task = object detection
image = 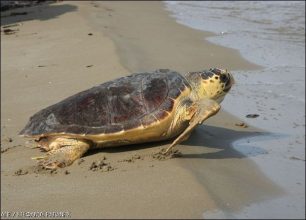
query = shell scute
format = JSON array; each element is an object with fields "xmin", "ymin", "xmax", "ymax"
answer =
[
  {"xmin": 142, "ymin": 75, "xmax": 168, "ymax": 112},
  {"xmin": 123, "ymin": 119, "xmax": 141, "ymax": 130}
]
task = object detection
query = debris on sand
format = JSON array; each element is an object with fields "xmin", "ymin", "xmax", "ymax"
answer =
[
  {"xmin": 14, "ymin": 169, "xmax": 28, "ymax": 176},
  {"xmin": 50, "ymin": 169, "xmax": 57, "ymax": 174},
  {"xmin": 77, "ymin": 158, "xmax": 85, "ymax": 165},
  {"xmin": 235, "ymin": 122, "xmax": 248, "ymax": 128},
  {"xmin": 1, "ymin": 145, "xmax": 19, "ymax": 154},
  {"xmin": 89, "ymin": 157, "xmax": 115, "ymax": 172},
  {"xmin": 1, "ymin": 148, "xmax": 9, "ymax": 153},
  {"xmin": 118, "ymin": 154, "xmax": 143, "ymax": 163},
  {"xmin": 152, "ymin": 149, "xmax": 182, "ymax": 161},
  {"xmin": 289, "ymin": 156, "xmax": 305, "ymax": 161},
  {"xmin": 30, "ymin": 165, "xmax": 57, "ymax": 175}
]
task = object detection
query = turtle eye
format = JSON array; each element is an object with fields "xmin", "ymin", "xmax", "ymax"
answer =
[{"xmin": 220, "ymin": 74, "xmax": 228, "ymax": 83}]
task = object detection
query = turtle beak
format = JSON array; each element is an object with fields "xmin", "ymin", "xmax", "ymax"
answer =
[
  {"xmin": 223, "ymin": 72, "xmax": 234, "ymax": 92},
  {"xmin": 228, "ymin": 72, "xmax": 235, "ymax": 85}
]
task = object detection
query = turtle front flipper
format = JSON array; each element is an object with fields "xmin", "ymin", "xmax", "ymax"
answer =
[
  {"xmin": 164, "ymin": 99, "xmax": 221, "ymax": 154},
  {"xmin": 32, "ymin": 138, "xmax": 91, "ymax": 170}
]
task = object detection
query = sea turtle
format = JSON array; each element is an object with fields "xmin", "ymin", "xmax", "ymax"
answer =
[{"xmin": 19, "ymin": 68, "xmax": 234, "ymax": 169}]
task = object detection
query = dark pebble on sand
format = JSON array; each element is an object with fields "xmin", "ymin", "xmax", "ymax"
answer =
[
  {"xmin": 8, "ymin": 138, "xmax": 13, "ymax": 142},
  {"xmin": 88, "ymin": 33, "xmax": 93, "ymax": 36},
  {"xmin": 246, "ymin": 114, "xmax": 260, "ymax": 118},
  {"xmin": 3, "ymin": 28, "xmax": 17, "ymax": 35}
]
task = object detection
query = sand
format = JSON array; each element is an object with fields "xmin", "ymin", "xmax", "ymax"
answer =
[{"xmin": 1, "ymin": 1, "xmax": 287, "ymax": 219}]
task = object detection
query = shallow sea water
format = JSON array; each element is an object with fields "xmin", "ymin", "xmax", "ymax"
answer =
[{"xmin": 164, "ymin": 1, "xmax": 305, "ymax": 218}]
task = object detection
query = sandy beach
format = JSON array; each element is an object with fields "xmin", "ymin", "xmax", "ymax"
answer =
[{"xmin": 1, "ymin": 1, "xmax": 304, "ymax": 219}]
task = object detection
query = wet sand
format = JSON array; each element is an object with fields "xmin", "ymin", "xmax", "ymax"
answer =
[{"xmin": 1, "ymin": 1, "xmax": 284, "ymax": 218}]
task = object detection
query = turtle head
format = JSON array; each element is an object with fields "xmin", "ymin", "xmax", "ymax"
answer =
[{"xmin": 186, "ymin": 68, "xmax": 234, "ymax": 103}]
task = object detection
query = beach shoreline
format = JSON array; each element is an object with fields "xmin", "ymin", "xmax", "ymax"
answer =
[
  {"xmin": 1, "ymin": 1, "xmax": 302, "ymax": 219},
  {"xmin": 164, "ymin": 2, "xmax": 305, "ymax": 218}
]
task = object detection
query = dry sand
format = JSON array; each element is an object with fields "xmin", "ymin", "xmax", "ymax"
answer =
[{"xmin": 1, "ymin": 1, "xmax": 284, "ymax": 219}]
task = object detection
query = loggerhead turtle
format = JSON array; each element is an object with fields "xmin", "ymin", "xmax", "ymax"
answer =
[{"xmin": 19, "ymin": 68, "xmax": 234, "ymax": 169}]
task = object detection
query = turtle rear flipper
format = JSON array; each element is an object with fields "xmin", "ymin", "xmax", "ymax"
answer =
[
  {"xmin": 32, "ymin": 138, "xmax": 90, "ymax": 170},
  {"xmin": 164, "ymin": 99, "xmax": 221, "ymax": 154}
]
